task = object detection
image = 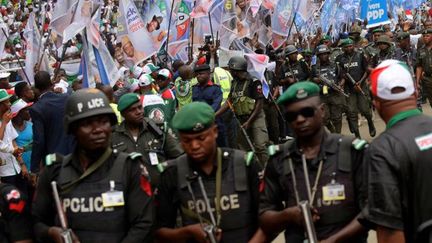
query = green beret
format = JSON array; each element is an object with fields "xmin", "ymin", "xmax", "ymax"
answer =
[
  {"xmin": 422, "ymin": 28, "xmax": 432, "ymax": 34},
  {"xmin": 118, "ymin": 93, "xmax": 140, "ymax": 112},
  {"xmin": 319, "ymin": 35, "xmax": 331, "ymax": 44},
  {"xmin": 172, "ymin": 102, "xmax": 215, "ymax": 133},
  {"xmin": 396, "ymin": 32, "xmax": 410, "ymax": 40},
  {"xmin": 372, "ymin": 28, "xmax": 384, "ymax": 33},
  {"xmin": 277, "ymin": 81, "xmax": 320, "ymax": 105},
  {"xmin": 340, "ymin": 38, "xmax": 354, "ymax": 47},
  {"xmin": 301, "ymin": 49, "xmax": 313, "ymax": 56}
]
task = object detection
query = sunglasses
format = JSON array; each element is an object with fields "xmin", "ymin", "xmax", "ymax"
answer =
[{"xmin": 285, "ymin": 107, "xmax": 316, "ymax": 122}]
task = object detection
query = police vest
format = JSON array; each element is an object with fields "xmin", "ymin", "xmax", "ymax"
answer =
[
  {"xmin": 271, "ymin": 134, "xmax": 364, "ymax": 239},
  {"xmin": 231, "ymin": 80, "xmax": 255, "ymax": 116},
  {"xmin": 213, "ymin": 67, "xmax": 232, "ymax": 105},
  {"xmin": 176, "ymin": 149, "xmax": 256, "ymax": 242},
  {"xmin": 56, "ymin": 153, "xmax": 129, "ymax": 243},
  {"xmin": 315, "ymin": 63, "xmax": 337, "ymax": 95}
]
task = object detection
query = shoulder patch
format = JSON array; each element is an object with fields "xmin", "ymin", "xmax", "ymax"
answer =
[
  {"xmin": 245, "ymin": 151, "xmax": 254, "ymax": 166},
  {"xmin": 352, "ymin": 138, "xmax": 368, "ymax": 150},
  {"xmin": 267, "ymin": 144, "xmax": 281, "ymax": 156},
  {"xmin": 128, "ymin": 152, "xmax": 143, "ymax": 160},
  {"xmin": 45, "ymin": 153, "xmax": 61, "ymax": 166}
]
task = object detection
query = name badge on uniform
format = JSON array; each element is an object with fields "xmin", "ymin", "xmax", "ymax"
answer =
[
  {"xmin": 101, "ymin": 180, "xmax": 125, "ymax": 207},
  {"xmin": 149, "ymin": 152, "xmax": 159, "ymax": 165},
  {"xmin": 322, "ymin": 184, "xmax": 345, "ymax": 201}
]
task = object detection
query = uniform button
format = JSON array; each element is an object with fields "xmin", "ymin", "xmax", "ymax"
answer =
[
  {"xmin": 223, "ymin": 152, "xmax": 229, "ymax": 157},
  {"xmin": 113, "ymin": 149, "xmax": 118, "ymax": 154}
]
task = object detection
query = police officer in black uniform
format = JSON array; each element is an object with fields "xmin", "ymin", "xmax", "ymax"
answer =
[
  {"xmin": 0, "ymin": 183, "xmax": 33, "ymax": 243},
  {"xmin": 279, "ymin": 45, "xmax": 310, "ymax": 90},
  {"xmin": 259, "ymin": 81, "xmax": 368, "ymax": 243},
  {"xmin": 372, "ymin": 35, "xmax": 396, "ymax": 67},
  {"xmin": 216, "ymin": 56, "xmax": 269, "ymax": 166},
  {"xmin": 416, "ymin": 29, "xmax": 432, "ymax": 108},
  {"xmin": 336, "ymin": 39, "xmax": 375, "ymax": 138},
  {"xmin": 32, "ymin": 89, "xmax": 153, "ymax": 243},
  {"xmin": 312, "ymin": 45, "xmax": 347, "ymax": 133},
  {"xmin": 112, "ymin": 93, "xmax": 183, "ymax": 188},
  {"xmin": 155, "ymin": 102, "xmax": 266, "ymax": 243}
]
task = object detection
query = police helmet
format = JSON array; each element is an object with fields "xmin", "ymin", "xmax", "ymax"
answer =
[
  {"xmin": 64, "ymin": 88, "xmax": 117, "ymax": 133},
  {"xmin": 228, "ymin": 56, "xmax": 248, "ymax": 71},
  {"xmin": 316, "ymin": 45, "xmax": 331, "ymax": 55},
  {"xmin": 284, "ymin": 45, "xmax": 298, "ymax": 56},
  {"xmin": 349, "ymin": 25, "xmax": 362, "ymax": 34}
]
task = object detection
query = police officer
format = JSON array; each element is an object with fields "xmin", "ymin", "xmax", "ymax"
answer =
[
  {"xmin": 279, "ymin": 45, "xmax": 310, "ymax": 90},
  {"xmin": 319, "ymin": 35, "xmax": 343, "ymax": 63},
  {"xmin": 372, "ymin": 35, "xmax": 396, "ymax": 67},
  {"xmin": 395, "ymin": 32, "xmax": 421, "ymax": 110},
  {"xmin": 216, "ymin": 56, "xmax": 269, "ymax": 165},
  {"xmin": 349, "ymin": 25, "xmax": 368, "ymax": 49},
  {"xmin": 336, "ymin": 39, "xmax": 375, "ymax": 138},
  {"xmin": 192, "ymin": 64, "xmax": 226, "ymax": 147},
  {"xmin": 259, "ymin": 81, "xmax": 368, "ymax": 243},
  {"xmin": 363, "ymin": 60, "xmax": 432, "ymax": 243},
  {"xmin": 312, "ymin": 45, "xmax": 346, "ymax": 133},
  {"xmin": 155, "ymin": 102, "xmax": 266, "ymax": 243},
  {"xmin": 364, "ymin": 28, "xmax": 384, "ymax": 61},
  {"xmin": 112, "ymin": 93, "xmax": 183, "ymax": 187},
  {"xmin": 32, "ymin": 89, "xmax": 153, "ymax": 243},
  {"xmin": 0, "ymin": 183, "xmax": 33, "ymax": 243},
  {"xmin": 416, "ymin": 29, "xmax": 432, "ymax": 107}
]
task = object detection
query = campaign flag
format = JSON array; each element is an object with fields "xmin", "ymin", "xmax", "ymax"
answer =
[
  {"xmin": 50, "ymin": 0, "xmax": 78, "ymax": 37},
  {"xmin": 23, "ymin": 13, "xmax": 40, "ymax": 84},
  {"xmin": 0, "ymin": 22, "xmax": 8, "ymax": 58},
  {"xmin": 190, "ymin": 0, "xmax": 213, "ymax": 18},
  {"xmin": 244, "ymin": 53, "xmax": 271, "ymax": 98},
  {"xmin": 271, "ymin": 0, "xmax": 294, "ymax": 36},
  {"xmin": 361, "ymin": 0, "xmax": 391, "ymax": 28},
  {"xmin": 118, "ymin": 0, "xmax": 158, "ymax": 65},
  {"xmin": 169, "ymin": 0, "xmax": 192, "ymax": 43},
  {"xmin": 80, "ymin": 31, "xmax": 93, "ymax": 88},
  {"xmin": 62, "ymin": 0, "xmax": 94, "ymax": 44},
  {"xmin": 89, "ymin": 8, "xmax": 119, "ymax": 87}
]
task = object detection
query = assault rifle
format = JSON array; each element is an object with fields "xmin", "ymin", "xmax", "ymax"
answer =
[
  {"xmin": 318, "ymin": 75, "xmax": 349, "ymax": 98},
  {"xmin": 299, "ymin": 201, "xmax": 318, "ymax": 243},
  {"xmin": 51, "ymin": 181, "xmax": 73, "ymax": 243}
]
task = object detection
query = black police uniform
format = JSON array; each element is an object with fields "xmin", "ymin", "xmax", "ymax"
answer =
[
  {"xmin": 32, "ymin": 151, "xmax": 154, "ymax": 243},
  {"xmin": 0, "ymin": 183, "xmax": 32, "ymax": 243},
  {"xmin": 260, "ymin": 133, "xmax": 367, "ymax": 242},
  {"xmin": 156, "ymin": 148, "xmax": 261, "ymax": 243},
  {"xmin": 335, "ymin": 51, "xmax": 372, "ymax": 135},
  {"xmin": 372, "ymin": 46, "xmax": 396, "ymax": 67},
  {"xmin": 416, "ymin": 45, "xmax": 432, "ymax": 105},
  {"xmin": 311, "ymin": 62, "xmax": 346, "ymax": 133},
  {"xmin": 362, "ymin": 111, "xmax": 432, "ymax": 243},
  {"xmin": 112, "ymin": 119, "xmax": 183, "ymax": 187},
  {"xmin": 263, "ymin": 69, "xmax": 281, "ymax": 144},
  {"xmin": 279, "ymin": 60, "xmax": 310, "ymax": 90}
]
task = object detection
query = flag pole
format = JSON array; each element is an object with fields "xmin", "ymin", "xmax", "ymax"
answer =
[
  {"xmin": 0, "ymin": 28, "xmax": 31, "ymax": 85},
  {"xmin": 165, "ymin": 0, "xmax": 176, "ymax": 60}
]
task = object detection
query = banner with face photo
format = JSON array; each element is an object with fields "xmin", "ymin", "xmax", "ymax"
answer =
[
  {"xmin": 118, "ymin": 0, "xmax": 157, "ymax": 66},
  {"xmin": 140, "ymin": 0, "xmax": 171, "ymax": 51}
]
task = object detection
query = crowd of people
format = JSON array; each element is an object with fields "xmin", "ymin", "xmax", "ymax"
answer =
[{"xmin": 0, "ymin": 0, "xmax": 432, "ymax": 243}]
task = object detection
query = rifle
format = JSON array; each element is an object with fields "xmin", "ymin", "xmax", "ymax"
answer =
[
  {"xmin": 226, "ymin": 101, "xmax": 255, "ymax": 153},
  {"xmin": 318, "ymin": 75, "xmax": 349, "ymax": 98},
  {"xmin": 51, "ymin": 181, "xmax": 73, "ymax": 243},
  {"xmin": 299, "ymin": 201, "xmax": 318, "ymax": 243},
  {"xmin": 345, "ymin": 72, "xmax": 367, "ymax": 97},
  {"xmin": 186, "ymin": 173, "xmax": 218, "ymax": 243}
]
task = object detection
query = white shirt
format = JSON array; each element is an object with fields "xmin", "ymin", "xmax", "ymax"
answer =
[{"xmin": 0, "ymin": 121, "xmax": 21, "ymax": 177}]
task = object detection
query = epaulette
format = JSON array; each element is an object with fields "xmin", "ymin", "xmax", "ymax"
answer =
[
  {"xmin": 128, "ymin": 152, "xmax": 143, "ymax": 160},
  {"xmin": 352, "ymin": 138, "xmax": 368, "ymax": 150},
  {"xmin": 267, "ymin": 144, "xmax": 282, "ymax": 157},
  {"xmin": 245, "ymin": 151, "xmax": 254, "ymax": 166},
  {"xmin": 45, "ymin": 153, "xmax": 63, "ymax": 166}
]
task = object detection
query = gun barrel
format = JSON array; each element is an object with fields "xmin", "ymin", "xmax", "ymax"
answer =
[
  {"xmin": 299, "ymin": 201, "xmax": 318, "ymax": 243},
  {"xmin": 51, "ymin": 181, "xmax": 68, "ymax": 230},
  {"xmin": 319, "ymin": 75, "xmax": 349, "ymax": 98}
]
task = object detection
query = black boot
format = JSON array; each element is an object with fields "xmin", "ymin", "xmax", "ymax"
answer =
[{"xmin": 354, "ymin": 130, "xmax": 361, "ymax": 139}]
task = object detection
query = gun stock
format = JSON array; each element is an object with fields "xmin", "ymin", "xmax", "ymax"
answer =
[
  {"xmin": 299, "ymin": 201, "xmax": 318, "ymax": 243},
  {"xmin": 51, "ymin": 181, "xmax": 73, "ymax": 243}
]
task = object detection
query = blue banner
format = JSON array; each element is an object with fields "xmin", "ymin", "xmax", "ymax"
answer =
[{"xmin": 361, "ymin": 0, "xmax": 390, "ymax": 28}]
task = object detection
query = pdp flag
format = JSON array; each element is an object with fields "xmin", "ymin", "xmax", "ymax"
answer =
[{"xmin": 244, "ymin": 53, "xmax": 271, "ymax": 98}]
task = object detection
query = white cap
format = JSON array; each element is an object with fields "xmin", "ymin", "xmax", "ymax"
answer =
[
  {"xmin": 370, "ymin": 59, "xmax": 415, "ymax": 100},
  {"xmin": 138, "ymin": 74, "xmax": 153, "ymax": 87},
  {"xmin": 118, "ymin": 66, "xmax": 129, "ymax": 79},
  {"xmin": 132, "ymin": 66, "xmax": 143, "ymax": 78},
  {"xmin": 15, "ymin": 43, "xmax": 22, "ymax": 49},
  {"xmin": 11, "ymin": 99, "xmax": 33, "ymax": 118},
  {"xmin": 129, "ymin": 79, "xmax": 139, "ymax": 92},
  {"xmin": 0, "ymin": 72, "xmax": 10, "ymax": 79},
  {"xmin": 157, "ymin": 68, "xmax": 171, "ymax": 79},
  {"xmin": 142, "ymin": 65, "xmax": 152, "ymax": 75}
]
